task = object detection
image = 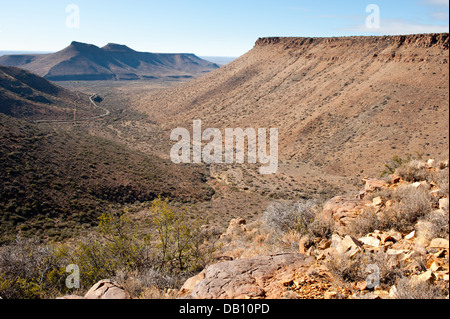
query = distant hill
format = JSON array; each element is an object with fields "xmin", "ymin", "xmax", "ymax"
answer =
[
  {"xmin": 0, "ymin": 42, "xmax": 219, "ymax": 81},
  {"xmin": 200, "ymin": 56, "xmax": 237, "ymax": 66},
  {"xmin": 0, "ymin": 65, "xmax": 101, "ymax": 121},
  {"xmin": 0, "ymin": 51, "xmax": 52, "ymax": 57}
]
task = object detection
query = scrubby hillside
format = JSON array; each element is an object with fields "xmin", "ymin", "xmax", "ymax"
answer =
[
  {"xmin": 133, "ymin": 33, "xmax": 449, "ymax": 197},
  {"xmin": 3, "ymin": 157, "xmax": 446, "ymax": 299},
  {"xmin": 0, "ymin": 65, "xmax": 101, "ymax": 121},
  {"xmin": 0, "ymin": 113, "xmax": 214, "ymax": 243}
]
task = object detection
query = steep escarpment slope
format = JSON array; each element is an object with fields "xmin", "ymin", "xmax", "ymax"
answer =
[
  {"xmin": 134, "ymin": 34, "xmax": 449, "ymax": 192},
  {"xmin": 0, "ymin": 65, "xmax": 101, "ymax": 121},
  {"xmin": 0, "ymin": 42, "xmax": 219, "ymax": 81}
]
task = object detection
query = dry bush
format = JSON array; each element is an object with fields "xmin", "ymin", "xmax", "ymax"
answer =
[
  {"xmin": 307, "ymin": 217, "xmax": 334, "ymax": 239},
  {"xmin": 393, "ymin": 277, "xmax": 448, "ymax": 299},
  {"xmin": 262, "ymin": 200, "xmax": 317, "ymax": 235},
  {"xmin": 394, "ymin": 159, "xmax": 434, "ymax": 182},
  {"xmin": 217, "ymin": 219, "xmax": 278, "ymax": 259},
  {"xmin": 0, "ymin": 238, "xmax": 68, "ymax": 299},
  {"xmin": 388, "ymin": 185, "xmax": 432, "ymax": 232},
  {"xmin": 280, "ymin": 230, "xmax": 302, "ymax": 252},
  {"xmin": 349, "ymin": 185, "xmax": 432, "ymax": 235},
  {"xmin": 260, "ymin": 199, "xmax": 332, "ymax": 255},
  {"xmin": 394, "ymin": 185, "xmax": 431, "ymax": 213},
  {"xmin": 416, "ymin": 210, "xmax": 450, "ymax": 243},
  {"xmin": 327, "ymin": 250, "xmax": 405, "ymax": 288},
  {"xmin": 365, "ymin": 188, "xmax": 395, "ymax": 202},
  {"xmin": 361, "ymin": 251, "xmax": 404, "ymax": 288},
  {"xmin": 395, "ymin": 164, "xmax": 432, "ymax": 183},
  {"xmin": 436, "ymin": 167, "xmax": 449, "ymax": 196},
  {"xmin": 326, "ymin": 251, "xmax": 364, "ymax": 283},
  {"xmin": 139, "ymin": 286, "xmax": 178, "ymax": 299},
  {"xmin": 113, "ymin": 268, "xmax": 178, "ymax": 299},
  {"xmin": 347, "ymin": 208, "xmax": 380, "ymax": 238}
]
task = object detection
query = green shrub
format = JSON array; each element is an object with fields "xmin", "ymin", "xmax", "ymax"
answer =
[
  {"xmin": 381, "ymin": 153, "xmax": 424, "ymax": 178},
  {"xmin": 381, "ymin": 155, "xmax": 412, "ymax": 177},
  {"xmin": 69, "ymin": 209, "xmax": 152, "ymax": 290},
  {"xmin": 151, "ymin": 197, "xmax": 218, "ymax": 274},
  {"xmin": 0, "ymin": 198, "xmax": 219, "ymax": 299}
]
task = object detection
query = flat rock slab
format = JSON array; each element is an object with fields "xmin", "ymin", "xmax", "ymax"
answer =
[{"xmin": 184, "ymin": 253, "xmax": 314, "ymax": 299}]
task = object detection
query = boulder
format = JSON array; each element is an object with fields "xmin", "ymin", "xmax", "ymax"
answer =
[
  {"xmin": 439, "ymin": 198, "xmax": 449, "ymax": 211},
  {"xmin": 391, "ymin": 175, "xmax": 401, "ymax": 184},
  {"xmin": 299, "ymin": 236, "xmax": 310, "ymax": 254},
  {"xmin": 337, "ymin": 236, "xmax": 363, "ymax": 256},
  {"xmin": 428, "ymin": 261, "xmax": 443, "ymax": 272},
  {"xmin": 183, "ymin": 253, "xmax": 314, "ymax": 299},
  {"xmin": 380, "ymin": 230, "xmax": 402, "ymax": 244},
  {"xmin": 364, "ymin": 179, "xmax": 387, "ymax": 193},
  {"xmin": 414, "ymin": 271, "xmax": 437, "ymax": 285},
  {"xmin": 221, "ymin": 218, "xmax": 247, "ymax": 238},
  {"xmin": 433, "ymin": 249, "xmax": 447, "ymax": 258},
  {"xmin": 389, "ymin": 285, "xmax": 398, "ymax": 298},
  {"xmin": 180, "ymin": 270, "xmax": 206, "ymax": 296},
  {"xmin": 84, "ymin": 279, "xmax": 131, "ymax": 299},
  {"xmin": 56, "ymin": 295, "xmax": 86, "ymax": 299},
  {"xmin": 405, "ymin": 230, "xmax": 416, "ymax": 240},
  {"xmin": 386, "ymin": 249, "xmax": 408, "ymax": 257},
  {"xmin": 359, "ymin": 236, "xmax": 381, "ymax": 247},
  {"xmin": 372, "ymin": 197, "xmax": 383, "ymax": 206},
  {"xmin": 411, "ymin": 181, "xmax": 431, "ymax": 190},
  {"xmin": 320, "ymin": 196, "xmax": 371, "ymax": 235},
  {"xmin": 324, "ymin": 291, "xmax": 345, "ymax": 299},
  {"xmin": 331, "ymin": 234, "xmax": 343, "ymax": 248},
  {"xmin": 355, "ymin": 281, "xmax": 368, "ymax": 291},
  {"xmin": 429, "ymin": 238, "xmax": 449, "ymax": 249},
  {"xmin": 317, "ymin": 239, "xmax": 332, "ymax": 250}
]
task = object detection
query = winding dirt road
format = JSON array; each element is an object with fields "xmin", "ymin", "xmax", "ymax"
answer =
[{"xmin": 34, "ymin": 94, "xmax": 110, "ymax": 124}]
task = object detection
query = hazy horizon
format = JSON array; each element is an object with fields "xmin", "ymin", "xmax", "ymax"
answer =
[{"xmin": 0, "ymin": 0, "xmax": 448, "ymax": 56}]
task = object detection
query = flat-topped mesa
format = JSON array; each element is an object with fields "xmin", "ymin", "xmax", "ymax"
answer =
[
  {"xmin": 255, "ymin": 33, "xmax": 449, "ymax": 50},
  {"xmin": 0, "ymin": 41, "xmax": 219, "ymax": 81},
  {"xmin": 102, "ymin": 43, "xmax": 135, "ymax": 52}
]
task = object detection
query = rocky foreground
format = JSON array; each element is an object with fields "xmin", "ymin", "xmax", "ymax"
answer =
[{"xmin": 59, "ymin": 159, "xmax": 449, "ymax": 300}]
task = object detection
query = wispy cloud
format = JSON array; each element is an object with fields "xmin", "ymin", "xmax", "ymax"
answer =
[
  {"xmin": 344, "ymin": 18, "xmax": 449, "ymax": 35},
  {"xmin": 423, "ymin": 0, "xmax": 450, "ymax": 24},
  {"xmin": 424, "ymin": 0, "xmax": 449, "ymax": 6},
  {"xmin": 431, "ymin": 11, "xmax": 449, "ymax": 21}
]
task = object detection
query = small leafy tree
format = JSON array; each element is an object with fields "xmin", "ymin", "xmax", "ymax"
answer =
[
  {"xmin": 151, "ymin": 197, "xmax": 217, "ymax": 274},
  {"xmin": 72, "ymin": 208, "xmax": 151, "ymax": 289},
  {"xmin": 381, "ymin": 153, "xmax": 424, "ymax": 177},
  {"xmin": 381, "ymin": 155, "xmax": 411, "ymax": 177}
]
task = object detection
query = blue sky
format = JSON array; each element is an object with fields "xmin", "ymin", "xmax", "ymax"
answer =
[{"xmin": 0, "ymin": 0, "xmax": 448, "ymax": 56}]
